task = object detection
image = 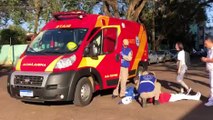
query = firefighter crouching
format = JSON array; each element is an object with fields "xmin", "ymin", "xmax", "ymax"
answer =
[{"xmin": 112, "ymin": 39, "xmax": 133, "ymax": 98}]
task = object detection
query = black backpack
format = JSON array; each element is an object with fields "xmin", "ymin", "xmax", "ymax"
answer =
[{"xmin": 185, "ymin": 51, "xmax": 191, "ymax": 67}]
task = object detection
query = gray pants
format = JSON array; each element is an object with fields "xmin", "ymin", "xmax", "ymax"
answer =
[{"xmin": 177, "ymin": 65, "xmax": 187, "ymax": 81}]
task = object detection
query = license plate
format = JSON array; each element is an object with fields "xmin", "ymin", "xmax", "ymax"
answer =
[{"xmin": 20, "ymin": 90, "xmax": 33, "ymax": 97}]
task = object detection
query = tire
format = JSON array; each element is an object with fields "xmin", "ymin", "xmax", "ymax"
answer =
[
  {"xmin": 156, "ymin": 59, "xmax": 159, "ymax": 64},
  {"xmin": 137, "ymin": 61, "xmax": 148, "ymax": 75},
  {"xmin": 163, "ymin": 58, "xmax": 166, "ymax": 63},
  {"xmin": 137, "ymin": 66, "xmax": 144, "ymax": 76},
  {"xmin": 73, "ymin": 77, "xmax": 93, "ymax": 106}
]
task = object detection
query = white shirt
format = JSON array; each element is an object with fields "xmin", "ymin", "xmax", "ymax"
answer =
[
  {"xmin": 177, "ymin": 50, "xmax": 186, "ymax": 65},
  {"xmin": 207, "ymin": 47, "xmax": 213, "ymax": 71}
]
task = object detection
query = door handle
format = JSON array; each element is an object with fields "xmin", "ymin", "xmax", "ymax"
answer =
[{"xmin": 115, "ymin": 54, "xmax": 120, "ymax": 62}]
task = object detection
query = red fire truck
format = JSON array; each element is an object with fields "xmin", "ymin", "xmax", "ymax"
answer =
[{"xmin": 7, "ymin": 11, "xmax": 148, "ymax": 106}]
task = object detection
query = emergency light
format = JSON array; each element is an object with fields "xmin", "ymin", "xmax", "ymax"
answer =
[{"xmin": 53, "ymin": 10, "xmax": 86, "ymax": 20}]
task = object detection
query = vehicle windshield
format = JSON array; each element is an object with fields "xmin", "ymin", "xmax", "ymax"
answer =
[
  {"xmin": 26, "ymin": 29, "xmax": 87, "ymax": 54},
  {"xmin": 156, "ymin": 51, "xmax": 164, "ymax": 55}
]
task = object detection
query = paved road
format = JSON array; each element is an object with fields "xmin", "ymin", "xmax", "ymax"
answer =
[{"xmin": 0, "ymin": 62, "xmax": 213, "ymax": 120}]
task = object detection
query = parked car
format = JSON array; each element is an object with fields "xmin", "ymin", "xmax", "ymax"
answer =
[
  {"xmin": 191, "ymin": 48, "xmax": 207, "ymax": 57},
  {"xmin": 148, "ymin": 50, "xmax": 159, "ymax": 64},
  {"xmin": 164, "ymin": 50, "xmax": 173, "ymax": 61},
  {"xmin": 170, "ymin": 49, "xmax": 177, "ymax": 61},
  {"xmin": 156, "ymin": 50, "xmax": 172, "ymax": 62}
]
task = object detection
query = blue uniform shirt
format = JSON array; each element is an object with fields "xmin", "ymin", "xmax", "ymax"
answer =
[
  {"xmin": 121, "ymin": 47, "xmax": 132, "ymax": 68},
  {"xmin": 137, "ymin": 74, "xmax": 156, "ymax": 94}
]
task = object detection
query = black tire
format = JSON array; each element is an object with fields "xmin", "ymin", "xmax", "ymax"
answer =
[
  {"xmin": 137, "ymin": 66, "xmax": 144, "ymax": 76},
  {"xmin": 137, "ymin": 61, "xmax": 148, "ymax": 75},
  {"xmin": 163, "ymin": 58, "xmax": 166, "ymax": 63},
  {"xmin": 73, "ymin": 77, "xmax": 93, "ymax": 106},
  {"xmin": 156, "ymin": 59, "xmax": 159, "ymax": 64}
]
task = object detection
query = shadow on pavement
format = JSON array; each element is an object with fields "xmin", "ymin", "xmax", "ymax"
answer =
[
  {"xmin": 185, "ymin": 77, "xmax": 209, "ymax": 88},
  {"xmin": 22, "ymin": 89, "xmax": 114, "ymax": 106},
  {"xmin": 0, "ymin": 65, "xmax": 11, "ymax": 78},
  {"xmin": 158, "ymin": 79, "xmax": 180, "ymax": 93},
  {"xmin": 180, "ymin": 102, "xmax": 213, "ymax": 120}
]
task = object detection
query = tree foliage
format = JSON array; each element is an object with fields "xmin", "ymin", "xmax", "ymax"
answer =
[
  {"xmin": 0, "ymin": 25, "xmax": 26, "ymax": 44},
  {"xmin": 0, "ymin": 0, "xmax": 212, "ymax": 50},
  {"xmin": 152, "ymin": 0, "xmax": 211, "ymax": 50}
]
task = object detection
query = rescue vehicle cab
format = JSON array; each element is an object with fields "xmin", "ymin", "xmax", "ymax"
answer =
[{"xmin": 7, "ymin": 11, "xmax": 148, "ymax": 106}]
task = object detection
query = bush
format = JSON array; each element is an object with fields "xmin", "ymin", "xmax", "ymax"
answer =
[{"xmin": 0, "ymin": 25, "xmax": 26, "ymax": 45}]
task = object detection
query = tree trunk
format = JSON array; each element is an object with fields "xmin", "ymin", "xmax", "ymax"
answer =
[
  {"xmin": 126, "ymin": 0, "xmax": 138, "ymax": 20},
  {"xmin": 132, "ymin": 0, "xmax": 147, "ymax": 21},
  {"xmin": 103, "ymin": 1, "xmax": 112, "ymax": 17},
  {"xmin": 126, "ymin": 0, "xmax": 147, "ymax": 21},
  {"xmin": 152, "ymin": 0, "xmax": 155, "ymax": 50},
  {"xmin": 33, "ymin": 0, "xmax": 42, "ymax": 34},
  {"xmin": 103, "ymin": 0, "xmax": 120, "ymax": 18}
]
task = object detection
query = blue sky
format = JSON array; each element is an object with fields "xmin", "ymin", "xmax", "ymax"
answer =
[{"xmin": 206, "ymin": 3, "xmax": 213, "ymax": 27}]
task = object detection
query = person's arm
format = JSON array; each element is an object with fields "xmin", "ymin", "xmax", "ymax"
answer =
[
  {"xmin": 201, "ymin": 57, "xmax": 213, "ymax": 63},
  {"xmin": 135, "ymin": 79, "xmax": 140, "ymax": 90},
  {"xmin": 123, "ymin": 51, "xmax": 133, "ymax": 61}
]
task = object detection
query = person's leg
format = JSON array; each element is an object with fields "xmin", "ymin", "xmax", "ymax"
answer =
[
  {"xmin": 177, "ymin": 65, "xmax": 191, "ymax": 94},
  {"xmin": 154, "ymin": 82, "xmax": 161, "ymax": 101},
  {"xmin": 205, "ymin": 71, "xmax": 213, "ymax": 106},
  {"xmin": 120, "ymin": 67, "xmax": 128, "ymax": 97},
  {"xmin": 113, "ymin": 68, "xmax": 122, "ymax": 96},
  {"xmin": 210, "ymin": 71, "xmax": 213, "ymax": 99},
  {"xmin": 169, "ymin": 92, "xmax": 201, "ymax": 102},
  {"xmin": 178, "ymin": 81, "xmax": 189, "ymax": 90},
  {"xmin": 139, "ymin": 94, "xmax": 147, "ymax": 107}
]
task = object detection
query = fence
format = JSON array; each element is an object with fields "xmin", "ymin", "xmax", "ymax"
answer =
[{"xmin": 0, "ymin": 44, "xmax": 28, "ymax": 65}]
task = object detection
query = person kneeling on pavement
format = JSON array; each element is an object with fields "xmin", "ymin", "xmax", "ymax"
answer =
[
  {"xmin": 134, "ymin": 71, "xmax": 161, "ymax": 107},
  {"xmin": 133, "ymin": 71, "xmax": 201, "ymax": 107}
]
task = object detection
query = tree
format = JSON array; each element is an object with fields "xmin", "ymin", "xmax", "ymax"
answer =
[
  {"xmin": 102, "ymin": 0, "xmax": 148, "ymax": 21},
  {"xmin": 93, "ymin": 0, "xmax": 212, "ymax": 50},
  {"xmin": 151, "ymin": 0, "xmax": 211, "ymax": 50},
  {"xmin": 0, "ymin": 25, "xmax": 26, "ymax": 45}
]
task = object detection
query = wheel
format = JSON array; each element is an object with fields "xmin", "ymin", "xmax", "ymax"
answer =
[
  {"xmin": 137, "ymin": 61, "xmax": 148, "ymax": 75},
  {"xmin": 156, "ymin": 59, "xmax": 159, "ymax": 63},
  {"xmin": 163, "ymin": 58, "xmax": 166, "ymax": 63},
  {"xmin": 73, "ymin": 77, "xmax": 93, "ymax": 106},
  {"xmin": 137, "ymin": 66, "xmax": 144, "ymax": 76}
]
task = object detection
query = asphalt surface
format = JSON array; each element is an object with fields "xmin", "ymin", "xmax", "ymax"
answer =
[{"xmin": 0, "ymin": 62, "xmax": 213, "ymax": 120}]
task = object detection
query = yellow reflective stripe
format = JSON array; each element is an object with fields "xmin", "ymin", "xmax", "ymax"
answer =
[
  {"xmin": 15, "ymin": 56, "xmax": 25, "ymax": 71},
  {"xmin": 45, "ymin": 56, "xmax": 63, "ymax": 72},
  {"xmin": 78, "ymin": 55, "xmax": 105, "ymax": 68},
  {"xmin": 101, "ymin": 25, "xmax": 121, "ymax": 36},
  {"xmin": 95, "ymin": 15, "xmax": 110, "ymax": 27},
  {"xmin": 131, "ymin": 26, "xmax": 147, "ymax": 70}
]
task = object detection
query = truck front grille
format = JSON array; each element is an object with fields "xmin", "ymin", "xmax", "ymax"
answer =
[{"xmin": 14, "ymin": 75, "xmax": 44, "ymax": 86}]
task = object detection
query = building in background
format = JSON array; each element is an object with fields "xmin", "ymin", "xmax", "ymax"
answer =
[{"xmin": 190, "ymin": 3, "xmax": 213, "ymax": 50}]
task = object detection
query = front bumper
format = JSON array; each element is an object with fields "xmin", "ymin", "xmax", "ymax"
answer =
[{"xmin": 8, "ymin": 71, "xmax": 75, "ymax": 102}]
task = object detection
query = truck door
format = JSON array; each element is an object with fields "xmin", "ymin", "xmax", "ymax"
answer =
[
  {"xmin": 98, "ymin": 26, "xmax": 121, "ymax": 88},
  {"xmin": 80, "ymin": 26, "xmax": 121, "ymax": 89}
]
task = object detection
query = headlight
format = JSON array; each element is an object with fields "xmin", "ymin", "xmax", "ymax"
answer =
[{"xmin": 55, "ymin": 55, "xmax": 76, "ymax": 69}]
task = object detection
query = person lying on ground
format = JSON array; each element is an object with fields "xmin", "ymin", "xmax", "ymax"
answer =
[{"xmin": 133, "ymin": 71, "xmax": 201, "ymax": 107}]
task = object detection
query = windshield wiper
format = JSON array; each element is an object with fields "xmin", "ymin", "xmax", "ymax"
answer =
[
  {"xmin": 28, "ymin": 47, "xmax": 49, "ymax": 55},
  {"xmin": 41, "ymin": 51, "xmax": 66, "ymax": 54}
]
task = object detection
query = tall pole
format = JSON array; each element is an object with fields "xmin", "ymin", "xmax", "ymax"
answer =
[{"xmin": 152, "ymin": 0, "xmax": 156, "ymax": 51}]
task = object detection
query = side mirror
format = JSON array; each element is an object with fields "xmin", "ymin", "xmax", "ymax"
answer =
[
  {"xmin": 83, "ymin": 47, "xmax": 89, "ymax": 57},
  {"xmin": 89, "ymin": 42, "xmax": 99, "ymax": 58}
]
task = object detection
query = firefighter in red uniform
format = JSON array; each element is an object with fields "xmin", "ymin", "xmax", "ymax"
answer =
[{"xmin": 112, "ymin": 39, "xmax": 133, "ymax": 98}]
